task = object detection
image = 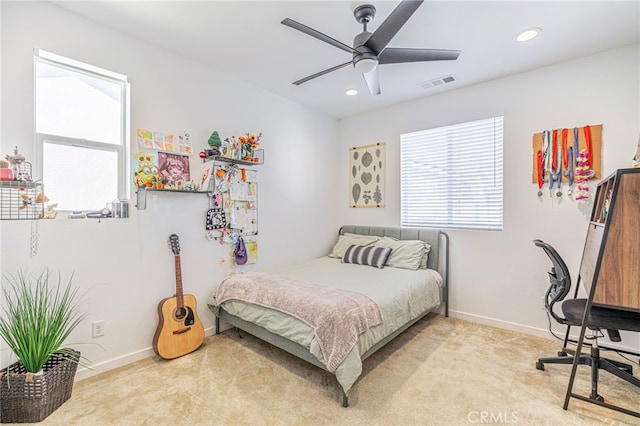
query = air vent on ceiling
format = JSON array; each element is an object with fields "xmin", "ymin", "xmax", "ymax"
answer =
[{"xmin": 418, "ymin": 75, "xmax": 456, "ymax": 90}]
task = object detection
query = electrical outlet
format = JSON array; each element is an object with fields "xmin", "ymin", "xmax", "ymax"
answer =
[{"xmin": 92, "ymin": 320, "xmax": 105, "ymax": 338}]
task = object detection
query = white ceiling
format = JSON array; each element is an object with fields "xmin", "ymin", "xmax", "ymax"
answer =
[{"xmin": 52, "ymin": 0, "xmax": 640, "ymax": 119}]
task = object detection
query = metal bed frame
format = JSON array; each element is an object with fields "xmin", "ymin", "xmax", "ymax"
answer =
[{"xmin": 214, "ymin": 225, "xmax": 449, "ymax": 407}]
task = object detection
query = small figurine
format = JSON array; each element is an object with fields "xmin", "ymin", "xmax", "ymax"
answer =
[
  {"xmin": 207, "ymin": 131, "xmax": 222, "ymax": 157},
  {"xmin": 0, "ymin": 158, "xmax": 13, "ymax": 181},
  {"xmin": 42, "ymin": 203, "xmax": 58, "ymax": 219},
  {"xmin": 18, "ymin": 189, "xmax": 32, "ymax": 211},
  {"xmin": 35, "ymin": 192, "xmax": 49, "ymax": 204},
  {"xmin": 6, "ymin": 146, "xmax": 26, "ymax": 181}
]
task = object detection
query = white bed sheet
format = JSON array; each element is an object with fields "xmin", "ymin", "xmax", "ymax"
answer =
[{"xmin": 209, "ymin": 256, "xmax": 442, "ymax": 394}]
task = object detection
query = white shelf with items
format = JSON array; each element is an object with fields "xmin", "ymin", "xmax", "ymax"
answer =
[
  {"xmin": 134, "ymin": 150, "xmax": 263, "ymax": 210},
  {"xmin": 201, "ymin": 149, "xmax": 264, "ymax": 166}
]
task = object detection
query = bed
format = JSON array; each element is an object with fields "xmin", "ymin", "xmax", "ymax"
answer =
[{"xmin": 208, "ymin": 225, "xmax": 449, "ymax": 407}]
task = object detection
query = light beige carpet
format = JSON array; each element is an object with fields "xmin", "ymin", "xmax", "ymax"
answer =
[{"xmin": 29, "ymin": 314, "xmax": 640, "ymax": 425}]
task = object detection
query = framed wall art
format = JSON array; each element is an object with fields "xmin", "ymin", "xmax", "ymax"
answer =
[{"xmin": 349, "ymin": 142, "xmax": 385, "ymax": 208}]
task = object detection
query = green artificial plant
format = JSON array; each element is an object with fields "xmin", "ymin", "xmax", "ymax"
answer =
[
  {"xmin": 0, "ymin": 270, "xmax": 86, "ymax": 373},
  {"xmin": 208, "ymin": 131, "xmax": 222, "ymax": 148}
]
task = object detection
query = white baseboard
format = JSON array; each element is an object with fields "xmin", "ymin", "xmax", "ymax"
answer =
[
  {"xmin": 75, "ymin": 326, "xmax": 216, "ymax": 381},
  {"xmin": 75, "ymin": 313, "xmax": 638, "ymax": 382},
  {"xmin": 448, "ymin": 310, "xmax": 554, "ymax": 340},
  {"xmin": 448, "ymin": 310, "xmax": 639, "ymax": 354}
]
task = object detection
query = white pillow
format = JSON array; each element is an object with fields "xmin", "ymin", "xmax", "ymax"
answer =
[
  {"xmin": 329, "ymin": 233, "xmax": 380, "ymax": 258},
  {"xmin": 419, "ymin": 243, "xmax": 432, "ymax": 269},
  {"xmin": 373, "ymin": 237, "xmax": 426, "ymax": 270}
]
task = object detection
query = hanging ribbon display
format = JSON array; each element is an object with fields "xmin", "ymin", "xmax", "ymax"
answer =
[{"xmin": 532, "ymin": 124, "xmax": 601, "ymax": 201}]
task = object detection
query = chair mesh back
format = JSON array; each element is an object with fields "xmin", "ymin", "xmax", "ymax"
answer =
[{"xmin": 534, "ymin": 239, "xmax": 572, "ymax": 322}]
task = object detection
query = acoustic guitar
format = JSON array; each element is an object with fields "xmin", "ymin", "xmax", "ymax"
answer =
[{"xmin": 153, "ymin": 234, "xmax": 204, "ymax": 359}]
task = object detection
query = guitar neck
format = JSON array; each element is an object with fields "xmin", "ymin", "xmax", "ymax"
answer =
[{"xmin": 174, "ymin": 254, "xmax": 184, "ymax": 308}]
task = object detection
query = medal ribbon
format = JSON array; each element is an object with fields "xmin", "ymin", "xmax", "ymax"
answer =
[
  {"xmin": 537, "ymin": 150, "xmax": 543, "ymax": 190},
  {"xmin": 568, "ymin": 147, "xmax": 574, "ymax": 187},
  {"xmin": 555, "ymin": 129, "xmax": 562, "ymax": 191},
  {"xmin": 561, "ymin": 128, "xmax": 568, "ymax": 168},
  {"xmin": 546, "ymin": 131, "xmax": 553, "ymax": 191},
  {"xmin": 573, "ymin": 127, "xmax": 579, "ymax": 164},
  {"xmin": 583, "ymin": 125, "xmax": 593, "ymax": 168},
  {"xmin": 552, "ymin": 129, "xmax": 558, "ymax": 171}
]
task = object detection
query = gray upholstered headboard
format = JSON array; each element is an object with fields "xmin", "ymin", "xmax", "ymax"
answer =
[{"xmin": 339, "ymin": 225, "xmax": 449, "ymax": 316}]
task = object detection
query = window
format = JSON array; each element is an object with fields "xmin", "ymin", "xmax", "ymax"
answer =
[
  {"xmin": 400, "ymin": 116, "xmax": 503, "ymax": 231},
  {"xmin": 35, "ymin": 50, "xmax": 129, "ymax": 211}
]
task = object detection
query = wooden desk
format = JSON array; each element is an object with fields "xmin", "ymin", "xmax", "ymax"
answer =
[
  {"xmin": 565, "ymin": 168, "xmax": 640, "ymax": 418},
  {"xmin": 578, "ymin": 169, "xmax": 640, "ymax": 312}
]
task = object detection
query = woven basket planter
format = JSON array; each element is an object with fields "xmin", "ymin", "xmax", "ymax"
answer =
[{"xmin": 0, "ymin": 350, "xmax": 80, "ymax": 423}]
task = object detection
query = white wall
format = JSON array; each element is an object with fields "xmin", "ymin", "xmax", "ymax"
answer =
[
  {"xmin": 2, "ymin": 0, "xmax": 639, "ymax": 378},
  {"xmin": 0, "ymin": 1, "xmax": 340, "ymax": 376},
  {"xmin": 338, "ymin": 44, "xmax": 640, "ymax": 350}
]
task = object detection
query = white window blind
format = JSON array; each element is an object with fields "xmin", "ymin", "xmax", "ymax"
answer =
[{"xmin": 400, "ymin": 116, "xmax": 504, "ymax": 231}]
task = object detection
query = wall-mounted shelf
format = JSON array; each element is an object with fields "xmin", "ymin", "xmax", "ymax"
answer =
[
  {"xmin": 135, "ymin": 187, "xmax": 208, "ymax": 210},
  {"xmin": 135, "ymin": 149, "xmax": 264, "ymax": 210},
  {"xmin": 202, "ymin": 149, "xmax": 264, "ymax": 166}
]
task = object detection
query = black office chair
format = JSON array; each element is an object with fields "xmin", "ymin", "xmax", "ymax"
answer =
[{"xmin": 533, "ymin": 239, "xmax": 640, "ymax": 402}]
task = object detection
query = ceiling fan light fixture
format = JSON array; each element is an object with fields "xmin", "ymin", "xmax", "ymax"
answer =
[
  {"xmin": 345, "ymin": 89, "xmax": 358, "ymax": 96},
  {"xmin": 517, "ymin": 27, "xmax": 541, "ymax": 42},
  {"xmin": 354, "ymin": 57, "xmax": 378, "ymax": 74}
]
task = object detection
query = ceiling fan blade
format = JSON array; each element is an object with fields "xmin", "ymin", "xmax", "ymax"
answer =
[
  {"xmin": 281, "ymin": 18, "xmax": 357, "ymax": 54},
  {"xmin": 362, "ymin": 69, "xmax": 381, "ymax": 95},
  {"xmin": 364, "ymin": 0, "xmax": 423, "ymax": 54},
  {"xmin": 293, "ymin": 62, "xmax": 353, "ymax": 85},
  {"xmin": 379, "ymin": 48, "xmax": 461, "ymax": 64}
]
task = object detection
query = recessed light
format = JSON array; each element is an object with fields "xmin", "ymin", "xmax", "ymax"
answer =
[
  {"xmin": 517, "ymin": 27, "xmax": 541, "ymax": 42},
  {"xmin": 345, "ymin": 89, "xmax": 358, "ymax": 96}
]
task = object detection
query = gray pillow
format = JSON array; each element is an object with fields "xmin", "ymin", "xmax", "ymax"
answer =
[{"xmin": 342, "ymin": 245, "xmax": 392, "ymax": 269}]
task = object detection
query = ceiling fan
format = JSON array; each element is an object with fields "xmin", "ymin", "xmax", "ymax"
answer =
[{"xmin": 281, "ymin": 0, "xmax": 461, "ymax": 95}]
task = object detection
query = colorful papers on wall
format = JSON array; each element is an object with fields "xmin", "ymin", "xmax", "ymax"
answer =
[
  {"xmin": 213, "ymin": 164, "xmax": 258, "ymax": 236},
  {"xmin": 137, "ymin": 128, "xmax": 192, "ymax": 155},
  {"xmin": 245, "ymin": 239, "xmax": 258, "ymax": 264}
]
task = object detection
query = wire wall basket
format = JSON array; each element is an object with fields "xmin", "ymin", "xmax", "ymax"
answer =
[{"xmin": 0, "ymin": 162, "xmax": 44, "ymax": 220}]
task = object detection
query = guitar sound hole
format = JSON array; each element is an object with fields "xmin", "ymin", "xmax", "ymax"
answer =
[{"xmin": 174, "ymin": 307, "xmax": 187, "ymax": 320}]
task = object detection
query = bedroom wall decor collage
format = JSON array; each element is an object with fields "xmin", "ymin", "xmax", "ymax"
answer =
[{"xmin": 133, "ymin": 128, "xmax": 261, "ymax": 266}]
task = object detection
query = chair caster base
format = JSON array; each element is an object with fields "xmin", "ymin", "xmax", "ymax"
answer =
[{"xmin": 536, "ymin": 360, "xmax": 545, "ymax": 371}]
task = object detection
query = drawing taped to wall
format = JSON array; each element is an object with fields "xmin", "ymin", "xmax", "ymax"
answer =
[
  {"xmin": 349, "ymin": 142, "xmax": 385, "ymax": 208},
  {"xmin": 158, "ymin": 152, "xmax": 190, "ymax": 185}
]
